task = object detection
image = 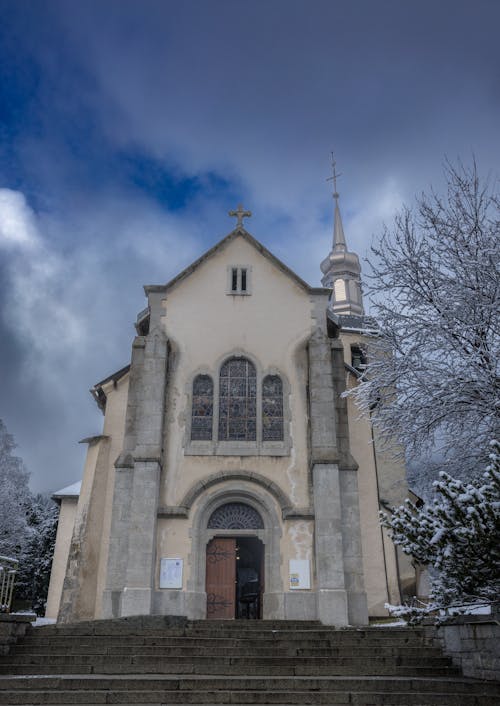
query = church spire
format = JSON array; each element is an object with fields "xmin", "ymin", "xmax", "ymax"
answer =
[
  {"xmin": 333, "ymin": 198, "xmax": 347, "ymax": 252},
  {"xmin": 327, "ymin": 153, "xmax": 347, "ymax": 253},
  {"xmin": 320, "ymin": 154, "xmax": 364, "ymax": 316}
]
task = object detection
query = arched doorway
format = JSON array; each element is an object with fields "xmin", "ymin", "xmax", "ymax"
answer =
[
  {"xmin": 188, "ymin": 480, "xmax": 284, "ymax": 620},
  {"xmin": 205, "ymin": 502, "xmax": 264, "ymax": 619}
]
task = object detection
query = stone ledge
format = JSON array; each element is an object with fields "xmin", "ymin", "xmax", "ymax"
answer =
[
  {"xmin": 282, "ymin": 507, "xmax": 315, "ymax": 520},
  {"xmin": 0, "ymin": 613, "xmax": 35, "ymax": 624},
  {"xmin": 435, "ymin": 613, "xmax": 500, "ymax": 682},
  {"xmin": 0, "ymin": 613, "xmax": 35, "ymax": 655},
  {"xmin": 157, "ymin": 506, "xmax": 189, "ymax": 518}
]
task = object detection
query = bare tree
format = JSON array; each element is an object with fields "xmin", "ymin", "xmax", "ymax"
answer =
[{"xmin": 351, "ymin": 161, "xmax": 500, "ymax": 487}]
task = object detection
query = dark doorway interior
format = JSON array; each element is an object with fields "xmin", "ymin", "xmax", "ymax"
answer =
[{"xmin": 235, "ymin": 537, "xmax": 263, "ymax": 619}]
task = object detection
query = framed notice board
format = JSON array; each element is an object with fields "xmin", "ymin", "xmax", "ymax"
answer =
[{"xmin": 160, "ymin": 558, "xmax": 183, "ymax": 589}]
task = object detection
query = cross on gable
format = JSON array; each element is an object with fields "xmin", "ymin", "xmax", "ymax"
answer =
[{"xmin": 229, "ymin": 204, "xmax": 252, "ymax": 227}]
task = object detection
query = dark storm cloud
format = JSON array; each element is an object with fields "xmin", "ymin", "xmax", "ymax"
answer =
[{"xmin": 0, "ymin": 0, "xmax": 499, "ymax": 491}]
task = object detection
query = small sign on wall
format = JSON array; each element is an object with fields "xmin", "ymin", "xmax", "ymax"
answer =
[
  {"xmin": 289, "ymin": 559, "xmax": 310, "ymax": 589},
  {"xmin": 160, "ymin": 558, "xmax": 183, "ymax": 589}
]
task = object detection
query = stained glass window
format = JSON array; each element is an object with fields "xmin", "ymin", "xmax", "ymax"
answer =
[
  {"xmin": 208, "ymin": 502, "xmax": 264, "ymax": 529},
  {"xmin": 262, "ymin": 375, "xmax": 283, "ymax": 441},
  {"xmin": 191, "ymin": 375, "xmax": 214, "ymax": 440},
  {"xmin": 218, "ymin": 357, "xmax": 256, "ymax": 441}
]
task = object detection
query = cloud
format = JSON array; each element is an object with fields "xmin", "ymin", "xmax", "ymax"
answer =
[
  {"xmin": 1, "ymin": 0, "xmax": 499, "ymax": 494},
  {"xmin": 0, "ymin": 189, "xmax": 40, "ymax": 249},
  {"xmin": 0, "ymin": 185, "xmax": 205, "ymax": 491},
  {"xmin": 0, "ymin": 190, "xmax": 86, "ymax": 375}
]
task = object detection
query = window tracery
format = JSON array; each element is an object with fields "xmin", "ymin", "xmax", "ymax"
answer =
[
  {"xmin": 262, "ymin": 375, "xmax": 284, "ymax": 441},
  {"xmin": 218, "ymin": 357, "xmax": 257, "ymax": 441},
  {"xmin": 187, "ymin": 356, "xmax": 289, "ymax": 455},
  {"xmin": 191, "ymin": 374, "xmax": 214, "ymax": 440},
  {"xmin": 207, "ymin": 502, "xmax": 264, "ymax": 529}
]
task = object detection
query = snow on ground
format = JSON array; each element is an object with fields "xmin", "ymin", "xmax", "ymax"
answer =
[{"xmin": 33, "ymin": 617, "xmax": 56, "ymax": 626}]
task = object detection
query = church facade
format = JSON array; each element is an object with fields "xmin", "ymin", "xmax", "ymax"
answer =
[{"xmin": 46, "ymin": 200, "xmax": 414, "ymax": 626}]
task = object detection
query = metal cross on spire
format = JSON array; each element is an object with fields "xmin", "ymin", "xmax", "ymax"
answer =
[
  {"xmin": 229, "ymin": 204, "xmax": 252, "ymax": 227},
  {"xmin": 326, "ymin": 151, "xmax": 342, "ymax": 200}
]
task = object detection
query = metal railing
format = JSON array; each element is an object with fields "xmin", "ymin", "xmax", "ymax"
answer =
[{"xmin": 0, "ymin": 555, "xmax": 18, "ymax": 613}]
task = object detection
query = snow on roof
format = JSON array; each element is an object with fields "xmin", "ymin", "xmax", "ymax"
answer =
[{"xmin": 53, "ymin": 481, "xmax": 81, "ymax": 499}]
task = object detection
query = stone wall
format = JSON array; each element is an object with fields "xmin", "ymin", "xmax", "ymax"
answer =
[
  {"xmin": 435, "ymin": 611, "xmax": 500, "ymax": 681},
  {"xmin": 0, "ymin": 614, "xmax": 34, "ymax": 656}
]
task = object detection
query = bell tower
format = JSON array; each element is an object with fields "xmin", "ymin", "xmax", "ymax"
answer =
[{"xmin": 320, "ymin": 156, "xmax": 364, "ymax": 315}]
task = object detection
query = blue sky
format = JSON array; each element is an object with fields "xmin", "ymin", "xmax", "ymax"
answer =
[{"xmin": 0, "ymin": 0, "xmax": 499, "ymax": 492}]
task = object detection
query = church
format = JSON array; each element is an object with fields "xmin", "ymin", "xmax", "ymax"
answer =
[{"xmin": 45, "ymin": 188, "xmax": 415, "ymax": 626}]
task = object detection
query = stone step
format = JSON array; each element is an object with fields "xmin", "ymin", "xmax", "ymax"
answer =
[
  {"xmin": 32, "ymin": 620, "xmax": 322, "ymax": 634},
  {"xmin": 0, "ymin": 651, "xmax": 455, "ymax": 666},
  {"xmin": 0, "ymin": 688, "xmax": 498, "ymax": 705},
  {"xmin": 8, "ymin": 645, "xmax": 446, "ymax": 658},
  {"xmin": 29, "ymin": 620, "xmax": 432, "ymax": 639},
  {"xmin": 1, "ymin": 621, "xmax": 495, "ymax": 704},
  {"xmin": 21, "ymin": 632, "xmax": 432, "ymax": 645},
  {"xmin": 0, "ymin": 665, "xmax": 460, "ymax": 679},
  {"xmin": 13, "ymin": 632, "xmax": 439, "ymax": 647},
  {"xmin": 2, "ymin": 675, "xmax": 497, "ymax": 693}
]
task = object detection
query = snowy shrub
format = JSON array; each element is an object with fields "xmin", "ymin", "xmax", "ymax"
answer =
[
  {"xmin": 381, "ymin": 441, "xmax": 500, "ymax": 623},
  {"xmin": 16, "ymin": 494, "xmax": 59, "ymax": 615},
  {"xmin": 0, "ymin": 419, "xmax": 59, "ymax": 614}
]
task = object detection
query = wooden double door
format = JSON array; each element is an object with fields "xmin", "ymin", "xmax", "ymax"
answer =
[{"xmin": 206, "ymin": 537, "xmax": 263, "ymax": 619}]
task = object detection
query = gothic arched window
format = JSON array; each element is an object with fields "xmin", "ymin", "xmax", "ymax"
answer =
[
  {"xmin": 191, "ymin": 375, "xmax": 214, "ymax": 440},
  {"xmin": 218, "ymin": 357, "xmax": 256, "ymax": 441},
  {"xmin": 262, "ymin": 375, "xmax": 284, "ymax": 441}
]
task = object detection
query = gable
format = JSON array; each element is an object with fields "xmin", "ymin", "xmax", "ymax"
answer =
[
  {"xmin": 156, "ymin": 234, "xmax": 321, "ymax": 386},
  {"xmin": 145, "ymin": 227, "xmax": 324, "ymax": 297},
  {"xmin": 162, "ymin": 235, "xmax": 314, "ymax": 327}
]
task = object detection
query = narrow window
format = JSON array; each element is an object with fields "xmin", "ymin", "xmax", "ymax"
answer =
[
  {"xmin": 334, "ymin": 278, "xmax": 346, "ymax": 301},
  {"xmin": 262, "ymin": 375, "xmax": 284, "ymax": 441},
  {"xmin": 191, "ymin": 375, "xmax": 214, "ymax": 440},
  {"xmin": 227, "ymin": 266, "xmax": 251, "ymax": 295},
  {"xmin": 351, "ymin": 345, "xmax": 367, "ymax": 372},
  {"xmin": 219, "ymin": 357, "xmax": 256, "ymax": 441}
]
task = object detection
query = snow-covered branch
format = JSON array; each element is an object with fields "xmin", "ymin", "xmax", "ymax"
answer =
[{"xmin": 350, "ymin": 160, "xmax": 499, "ymax": 485}]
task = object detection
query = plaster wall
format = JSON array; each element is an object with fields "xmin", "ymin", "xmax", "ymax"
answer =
[
  {"xmin": 56, "ymin": 437, "xmax": 102, "ymax": 621},
  {"xmin": 93, "ymin": 375, "xmax": 129, "ymax": 617},
  {"xmin": 45, "ymin": 497, "xmax": 77, "ymax": 619},
  {"xmin": 154, "ymin": 237, "xmax": 317, "ymax": 604},
  {"xmin": 340, "ymin": 330, "xmax": 414, "ymax": 612}
]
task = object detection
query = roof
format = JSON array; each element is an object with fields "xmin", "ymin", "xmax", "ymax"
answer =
[
  {"xmin": 144, "ymin": 226, "xmax": 327, "ymax": 296},
  {"xmin": 339, "ymin": 314, "xmax": 378, "ymax": 333},
  {"xmin": 90, "ymin": 364, "xmax": 130, "ymax": 413},
  {"xmin": 92, "ymin": 364, "xmax": 130, "ymax": 390},
  {"xmin": 53, "ymin": 481, "xmax": 81, "ymax": 500}
]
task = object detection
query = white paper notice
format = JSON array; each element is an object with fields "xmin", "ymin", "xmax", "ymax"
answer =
[
  {"xmin": 289, "ymin": 559, "xmax": 311, "ymax": 589},
  {"xmin": 160, "ymin": 558, "xmax": 183, "ymax": 589}
]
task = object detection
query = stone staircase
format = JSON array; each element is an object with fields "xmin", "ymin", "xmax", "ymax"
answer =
[{"xmin": 0, "ymin": 617, "xmax": 498, "ymax": 704}]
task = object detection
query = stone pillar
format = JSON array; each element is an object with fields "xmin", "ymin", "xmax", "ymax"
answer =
[
  {"xmin": 339, "ymin": 469, "xmax": 369, "ymax": 625},
  {"xmin": 102, "ymin": 292, "xmax": 168, "ymax": 619},
  {"xmin": 331, "ymin": 338, "xmax": 368, "ymax": 626},
  {"xmin": 309, "ymin": 327, "xmax": 349, "ymax": 626},
  {"xmin": 313, "ymin": 464, "xmax": 349, "ymax": 625},
  {"xmin": 120, "ymin": 460, "xmax": 161, "ymax": 616}
]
